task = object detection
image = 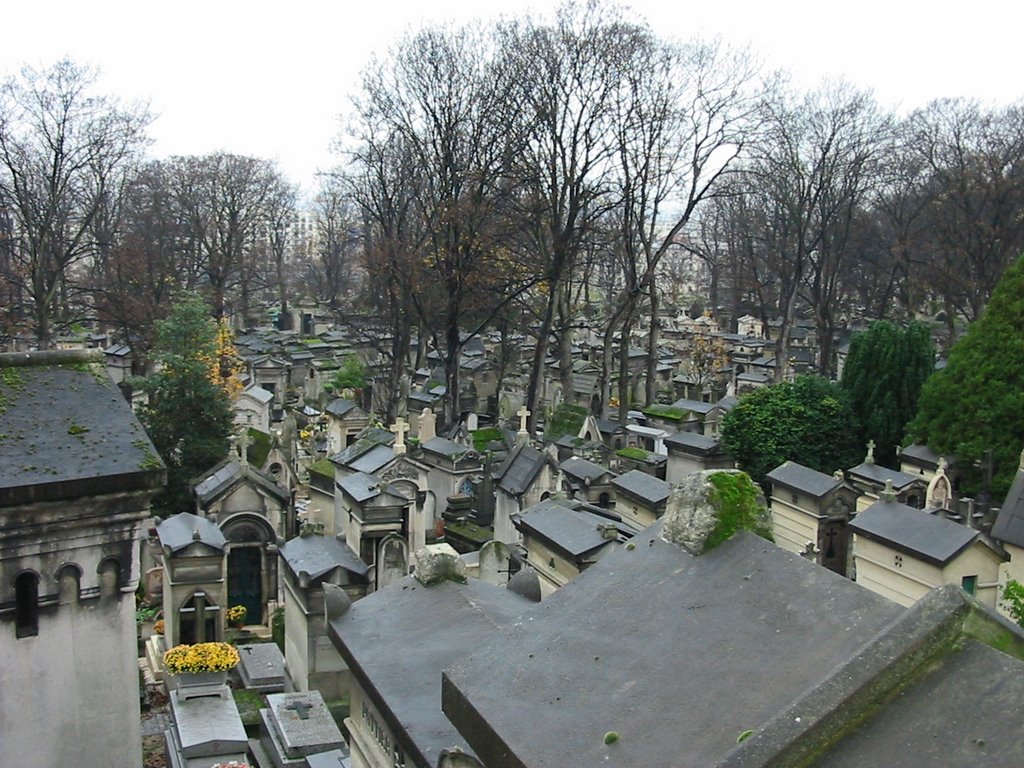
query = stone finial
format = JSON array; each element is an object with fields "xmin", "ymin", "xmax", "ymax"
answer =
[
  {"xmin": 880, "ymin": 478, "xmax": 897, "ymax": 503},
  {"xmin": 833, "ymin": 470, "xmax": 845, "ymax": 482},
  {"xmin": 323, "ymin": 582, "xmax": 351, "ymax": 620},
  {"xmin": 507, "ymin": 568, "xmax": 542, "ymax": 603},
  {"xmin": 237, "ymin": 428, "xmax": 251, "ymax": 467},
  {"xmin": 414, "ymin": 545, "xmax": 467, "ymax": 586},
  {"xmin": 661, "ymin": 469, "xmax": 771, "ymax": 555}
]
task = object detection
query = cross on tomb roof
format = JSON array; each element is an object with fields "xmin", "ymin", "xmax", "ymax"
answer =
[
  {"xmin": 517, "ymin": 406, "xmax": 530, "ymax": 435},
  {"xmin": 286, "ymin": 700, "xmax": 314, "ymax": 720}
]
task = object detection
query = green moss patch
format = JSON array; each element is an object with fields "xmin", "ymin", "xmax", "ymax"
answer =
[
  {"xmin": 544, "ymin": 403, "xmax": 588, "ymax": 441},
  {"xmin": 643, "ymin": 403, "xmax": 688, "ymax": 421},
  {"xmin": 704, "ymin": 471, "xmax": 773, "ymax": 552}
]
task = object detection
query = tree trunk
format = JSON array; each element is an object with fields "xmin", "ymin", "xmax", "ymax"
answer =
[{"xmin": 644, "ymin": 288, "xmax": 660, "ymax": 405}]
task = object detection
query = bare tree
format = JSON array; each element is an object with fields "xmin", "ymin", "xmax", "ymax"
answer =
[
  {"xmin": 0, "ymin": 59, "xmax": 150, "ymax": 347},
  {"xmin": 349, "ymin": 23, "xmax": 535, "ymax": 425},
  {"xmin": 739, "ymin": 82, "xmax": 888, "ymax": 379},
  {"xmin": 602, "ymin": 36, "xmax": 762, "ymax": 417},
  {"xmin": 911, "ymin": 99, "xmax": 1024, "ymax": 337},
  {"xmin": 169, "ymin": 152, "xmax": 279, "ymax": 320}
]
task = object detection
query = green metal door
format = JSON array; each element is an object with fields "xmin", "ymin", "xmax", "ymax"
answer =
[{"xmin": 227, "ymin": 547, "xmax": 262, "ymax": 624}]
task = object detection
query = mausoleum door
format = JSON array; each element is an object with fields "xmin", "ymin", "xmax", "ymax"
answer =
[
  {"xmin": 820, "ymin": 520, "xmax": 848, "ymax": 576},
  {"xmin": 228, "ymin": 546, "xmax": 263, "ymax": 623}
]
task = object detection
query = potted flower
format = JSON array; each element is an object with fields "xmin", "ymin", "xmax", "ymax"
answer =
[
  {"xmin": 153, "ymin": 619, "xmax": 165, "ymax": 636},
  {"xmin": 163, "ymin": 642, "xmax": 240, "ymax": 699},
  {"xmin": 226, "ymin": 604, "xmax": 247, "ymax": 629}
]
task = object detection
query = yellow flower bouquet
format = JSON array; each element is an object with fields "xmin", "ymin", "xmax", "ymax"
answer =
[
  {"xmin": 226, "ymin": 605, "xmax": 247, "ymax": 624},
  {"xmin": 163, "ymin": 642, "xmax": 240, "ymax": 674}
]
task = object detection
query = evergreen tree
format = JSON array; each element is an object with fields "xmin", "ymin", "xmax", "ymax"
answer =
[
  {"xmin": 140, "ymin": 292, "xmax": 234, "ymax": 516},
  {"xmin": 840, "ymin": 320, "xmax": 934, "ymax": 468},
  {"xmin": 721, "ymin": 375, "xmax": 862, "ymax": 486},
  {"xmin": 907, "ymin": 255, "xmax": 1024, "ymax": 499}
]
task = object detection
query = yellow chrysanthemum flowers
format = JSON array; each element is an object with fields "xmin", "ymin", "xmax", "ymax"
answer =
[{"xmin": 163, "ymin": 642, "xmax": 240, "ymax": 674}]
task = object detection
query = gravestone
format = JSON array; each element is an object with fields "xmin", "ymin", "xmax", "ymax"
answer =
[
  {"xmin": 258, "ymin": 690, "xmax": 346, "ymax": 767},
  {"xmin": 420, "ymin": 407, "xmax": 437, "ymax": 442},
  {"xmin": 236, "ymin": 642, "xmax": 286, "ymax": 693},
  {"xmin": 165, "ymin": 687, "xmax": 248, "ymax": 767},
  {"xmin": 466, "ymin": 412, "xmax": 479, "ymax": 432},
  {"xmin": 478, "ymin": 540, "xmax": 512, "ymax": 586}
]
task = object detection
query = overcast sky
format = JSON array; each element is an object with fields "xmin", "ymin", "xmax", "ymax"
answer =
[{"xmin": 3, "ymin": 1, "xmax": 1021, "ymax": 195}]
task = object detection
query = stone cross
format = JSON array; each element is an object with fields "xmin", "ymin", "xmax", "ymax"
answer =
[
  {"xmin": 517, "ymin": 406, "xmax": 530, "ymax": 435},
  {"xmin": 390, "ymin": 417, "xmax": 409, "ymax": 455},
  {"xmin": 865, "ymin": 439, "xmax": 875, "ymax": 465},
  {"xmin": 285, "ymin": 700, "xmax": 314, "ymax": 720},
  {"xmin": 237, "ymin": 428, "xmax": 251, "ymax": 467}
]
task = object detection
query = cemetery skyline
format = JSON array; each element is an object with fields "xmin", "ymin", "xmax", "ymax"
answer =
[{"xmin": 2, "ymin": 0, "xmax": 1020, "ymax": 191}]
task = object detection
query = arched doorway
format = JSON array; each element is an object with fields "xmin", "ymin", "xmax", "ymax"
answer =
[{"xmin": 222, "ymin": 514, "xmax": 276, "ymax": 626}]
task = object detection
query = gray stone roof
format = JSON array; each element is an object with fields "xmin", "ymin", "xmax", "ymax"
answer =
[
  {"xmin": 421, "ymin": 436, "xmax": 473, "ymax": 459},
  {"xmin": 513, "ymin": 500, "xmax": 627, "ymax": 557},
  {"xmin": 559, "ymin": 457, "xmax": 614, "ymax": 484},
  {"xmin": 193, "ymin": 459, "xmax": 289, "ymax": 506},
  {"xmin": 847, "ymin": 462, "xmax": 922, "ymax": 491},
  {"xmin": 669, "ymin": 398, "xmax": 716, "ymax": 415},
  {"xmin": 766, "ymin": 461, "xmax": 843, "ymax": 498},
  {"xmin": 329, "ymin": 576, "xmax": 534, "ymax": 768},
  {"xmin": 157, "ymin": 511, "xmax": 226, "ymax": 552},
  {"xmin": 348, "ymin": 444, "xmax": 395, "ymax": 475},
  {"xmin": 0, "ymin": 350, "xmax": 165, "ymax": 505},
  {"xmin": 325, "ymin": 398, "xmax": 361, "ymax": 419},
  {"xmin": 850, "ymin": 500, "xmax": 981, "ymax": 566},
  {"xmin": 238, "ymin": 384, "xmax": 274, "ymax": 405},
  {"xmin": 496, "ymin": 445, "xmax": 547, "ymax": 496},
  {"xmin": 664, "ymin": 431, "xmax": 722, "ymax": 456},
  {"xmin": 611, "ymin": 469, "xmax": 670, "ymax": 506},
  {"xmin": 898, "ymin": 443, "xmax": 946, "ymax": 469},
  {"xmin": 992, "ymin": 457, "xmax": 1024, "ymax": 547},
  {"xmin": 337, "ymin": 472, "xmax": 407, "ymax": 505},
  {"xmin": 279, "ymin": 534, "xmax": 369, "ymax": 580},
  {"xmin": 442, "ymin": 530, "xmax": 904, "ymax": 768}
]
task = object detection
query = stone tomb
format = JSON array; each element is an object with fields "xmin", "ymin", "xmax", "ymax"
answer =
[
  {"xmin": 165, "ymin": 688, "xmax": 249, "ymax": 768},
  {"xmin": 258, "ymin": 691, "xmax": 347, "ymax": 767},
  {"xmin": 236, "ymin": 642, "xmax": 287, "ymax": 693}
]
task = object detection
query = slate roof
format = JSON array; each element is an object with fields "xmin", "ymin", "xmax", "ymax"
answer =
[
  {"xmin": 193, "ymin": 459, "xmax": 289, "ymax": 506},
  {"xmin": 992, "ymin": 457, "xmax": 1024, "ymax": 547},
  {"xmin": 348, "ymin": 444, "xmax": 396, "ymax": 475},
  {"xmin": 156, "ymin": 511, "xmax": 226, "ymax": 552},
  {"xmin": 664, "ymin": 431, "xmax": 723, "ymax": 456},
  {"xmin": 0, "ymin": 350, "xmax": 165, "ymax": 505},
  {"xmin": 496, "ymin": 445, "xmax": 548, "ymax": 496},
  {"xmin": 238, "ymin": 384, "xmax": 274, "ymax": 405},
  {"xmin": 513, "ymin": 500, "xmax": 627, "ymax": 558},
  {"xmin": 559, "ymin": 457, "xmax": 614, "ymax": 484},
  {"xmin": 669, "ymin": 398, "xmax": 716, "ymax": 415},
  {"xmin": 848, "ymin": 463, "xmax": 922, "ymax": 491},
  {"xmin": 899, "ymin": 443, "xmax": 950, "ymax": 470},
  {"xmin": 279, "ymin": 534, "xmax": 369, "ymax": 580},
  {"xmin": 421, "ymin": 436, "xmax": 473, "ymax": 459},
  {"xmin": 325, "ymin": 398, "xmax": 361, "ymax": 419},
  {"xmin": 329, "ymin": 576, "xmax": 534, "ymax": 768},
  {"xmin": 442, "ymin": 530, "xmax": 905, "ymax": 768},
  {"xmin": 766, "ymin": 461, "xmax": 843, "ymax": 498},
  {"xmin": 850, "ymin": 500, "xmax": 981, "ymax": 566},
  {"xmin": 330, "ymin": 430, "xmax": 395, "ymax": 468},
  {"xmin": 611, "ymin": 469, "xmax": 670, "ymax": 506},
  {"xmin": 336, "ymin": 471, "xmax": 407, "ymax": 505}
]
